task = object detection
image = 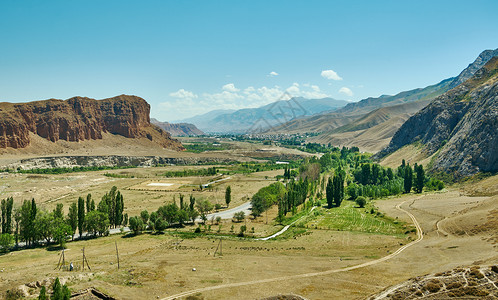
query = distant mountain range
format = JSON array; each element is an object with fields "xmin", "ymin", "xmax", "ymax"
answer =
[
  {"xmin": 151, "ymin": 118, "xmax": 205, "ymax": 136},
  {"xmin": 269, "ymin": 48, "xmax": 498, "ymax": 153},
  {"xmin": 176, "ymin": 97, "xmax": 349, "ymax": 133},
  {"xmin": 377, "ymin": 56, "xmax": 498, "ymax": 177}
]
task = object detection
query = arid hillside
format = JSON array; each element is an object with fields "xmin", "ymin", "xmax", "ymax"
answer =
[
  {"xmin": 308, "ymin": 100, "xmax": 430, "ymax": 152},
  {"xmin": 0, "ymin": 95, "xmax": 184, "ymax": 151},
  {"xmin": 377, "ymin": 57, "xmax": 498, "ymax": 177}
]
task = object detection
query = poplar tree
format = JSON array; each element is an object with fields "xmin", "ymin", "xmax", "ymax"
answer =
[
  {"xmin": 225, "ymin": 186, "xmax": 231, "ymax": 207},
  {"xmin": 77, "ymin": 197, "xmax": 85, "ymax": 238}
]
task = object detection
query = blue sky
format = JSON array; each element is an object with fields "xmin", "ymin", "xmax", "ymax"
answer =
[{"xmin": 1, "ymin": 0, "xmax": 497, "ymax": 121}]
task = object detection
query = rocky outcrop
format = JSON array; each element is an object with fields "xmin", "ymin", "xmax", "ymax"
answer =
[
  {"xmin": 4, "ymin": 155, "xmax": 233, "ymax": 170},
  {"xmin": 151, "ymin": 118, "xmax": 205, "ymax": 136},
  {"xmin": 377, "ymin": 57, "xmax": 498, "ymax": 177},
  {"xmin": 0, "ymin": 95, "xmax": 184, "ymax": 150},
  {"xmin": 448, "ymin": 48, "xmax": 498, "ymax": 89}
]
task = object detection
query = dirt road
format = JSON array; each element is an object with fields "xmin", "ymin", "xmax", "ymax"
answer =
[{"xmin": 160, "ymin": 198, "xmax": 424, "ymax": 300}]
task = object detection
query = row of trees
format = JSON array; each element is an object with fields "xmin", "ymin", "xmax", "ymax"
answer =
[
  {"xmin": 0, "ymin": 186, "xmax": 126, "ymax": 252},
  {"xmin": 127, "ymin": 193, "xmax": 222, "ymax": 235},
  {"xmin": 326, "ymin": 170, "xmax": 345, "ymax": 208}
]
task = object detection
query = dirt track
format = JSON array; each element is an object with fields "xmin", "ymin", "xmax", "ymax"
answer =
[{"xmin": 160, "ymin": 198, "xmax": 424, "ymax": 300}]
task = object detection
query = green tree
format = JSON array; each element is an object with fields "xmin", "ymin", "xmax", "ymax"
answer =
[
  {"xmin": 1, "ymin": 197, "xmax": 14, "ymax": 234},
  {"xmin": 157, "ymin": 204, "xmax": 178, "ymax": 224},
  {"xmin": 333, "ymin": 173, "xmax": 344, "ymax": 207},
  {"xmin": 154, "ymin": 218, "xmax": 168, "ymax": 233},
  {"xmin": 38, "ymin": 286, "xmax": 47, "ymax": 300},
  {"xmin": 77, "ymin": 197, "xmax": 85, "ymax": 238},
  {"xmin": 0, "ymin": 233, "xmax": 13, "ymax": 253},
  {"xmin": 51, "ymin": 277, "xmax": 62, "ymax": 300},
  {"xmin": 128, "ymin": 216, "xmax": 144, "ymax": 235},
  {"xmin": 355, "ymin": 196, "xmax": 367, "ymax": 208},
  {"xmin": 140, "ymin": 210, "xmax": 149, "ymax": 225},
  {"xmin": 403, "ymin": 164, "xmax": 413, "ymax": 193},
  {"xmin": 62, "ymin": 285, "xmax": 71, "ymax": 300},
  {"xmin": 84, "ymin": 211, "xmax": 109, "ymax": 237},
  {"xmin": 233, "ymin": 211, "xmax": 245, "ymax": 222},
  {"xmin": 35, "ymin": 211, "xmax": 54, "ymax": 245},
  {"xmin": 13, "ymin": 208, "xmax": 21, "ymax": 247},
  {"xmin": 86, "ymin": 193, "xmax": 92, "ymax": 214},
  {"xmin": 52, "ymin": 218, "xmax": 72, "ymax": 248},
  {"xmin": 67, "ymin": 202, "xmax": 78, "ymax": 240},
  {"xmin": 414, "ymin": 164, "xmax": 425, "ymax": 193},
  {"xmin": 20, "ymin": 199, "xmax": 37, "ymax": 246},
  {"xmin": 225, "ymin": 186, "xmax": 231, "ymax": 207},
  {"xmin": 53, "ymin": 203, "xmax": 64, "ymax": 220},
  {"xmin": 238, "ymin": 225, "xmax": 247, "ymax": 237},
  {"xmin": 1, "ymin": 199, "xmax": 6, "ymax": 234},
  {"xmin": 114, "ymin": 191, "xmax": 124, "ymax": 228},
  {"xmin": 346, "ymin": 183, "xmax": 358, "ymax": 200},
  {"xmin": 326, "ymin": 177, "xmax": 333, "ymax": 208},
  {"xmin": 196, "ymin": 199, "xmax": 213, "ymax": 223},
  {"xmin": 188, "ymin": 209, "xmax": 199, "ymax": 224},
  {"xmin": 189, "ymin": 194, "xmax": 196, "ymax": 211}
]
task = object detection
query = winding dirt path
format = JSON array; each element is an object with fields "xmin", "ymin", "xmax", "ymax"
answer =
[{"xmin": 160, "ymin": 197, "xmax": 424, "ymax": 300}]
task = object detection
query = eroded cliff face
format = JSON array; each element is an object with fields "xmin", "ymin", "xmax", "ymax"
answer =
[
  {"xmin": 0, "ymin": 95, "xmax": 184, "ymax": 151},
  {"xmin": 377, "ymin": 57, "xmax": 498, "ymax": 177}
]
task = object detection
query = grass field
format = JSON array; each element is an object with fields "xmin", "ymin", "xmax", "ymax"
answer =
[{"xmin": 297, "ymin": 200, "xmax": 412, "ymax": 236}]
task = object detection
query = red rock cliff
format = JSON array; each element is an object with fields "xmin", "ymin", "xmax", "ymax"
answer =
[{"xmin": 0, "ymin": 95, "xmax": 184, "ymax": 150}]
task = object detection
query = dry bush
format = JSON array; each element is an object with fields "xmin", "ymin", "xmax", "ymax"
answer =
[
  {"xmin": 424, "ymin": 281, "xmax": 442, "ymax": 293},
  {"xmin": 462, "ymin": 286, "xmax": 488, "ymax": 297},
  {"xmin": 446, "ymin": 282, "xmax": 462, "ymax": 289},
  {"xmin": 469, "ymin": 269, "xmax": 484, "ymax": 279}
]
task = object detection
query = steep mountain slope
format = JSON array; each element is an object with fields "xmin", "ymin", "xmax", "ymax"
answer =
[
  {"xmin": 268, "ymin": 79, "xmax": 452, "ymax": 134},
  {"xmin": 178, "ymin": 97, "xmax": 348, "ymax": 133},
  {"xmin": 151, "ymin": 118, "xmax": 204, "ymax": 136},
  {"xmin": 448, "ymin": 48, "xmax": 498, "ymax": 89},
  {"xmin": 308, "ymin": 100, "xmax": 431, "ymax": 152},
  {"xmin": 0, "ymin": 95, "xmax": 184, "ymax": 151},
  {"xmin": 377, "ymin": 57, "xmax": 498, "ymax": 176},
  {"xmin": 175, "ymin": 109, "xmax": 235, "ymax": 129}
]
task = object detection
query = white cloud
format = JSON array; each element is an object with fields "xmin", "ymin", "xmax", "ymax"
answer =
[
  {"xmin": 244, "ymin": 86, "xmax": 256, "ymax": 94},
  {"xmin": 160, "ymin": 82, "xmax": 332, "ymax": 120},
  {"xmin": 268, "ymin": 71, "xmax": 279, "ymax": 77},
  {"xmin": 339, "ymin": 87, "xmax": 353, "ymax": 97},
  {"xmin": 222, "ymin": 83, "xmax": 240, "ymax": 92},
  {"xmin": 169, "ymin": 89, "xmax": 198, "ymax": 100},
  {"xmin": 321, "ymin": 69, "xmax": 343, "ymax": 80}
]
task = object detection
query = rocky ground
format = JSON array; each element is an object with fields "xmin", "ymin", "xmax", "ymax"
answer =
[{"xmin": 370, "ymin": 265, "xmax": 498, "ymax": 299}]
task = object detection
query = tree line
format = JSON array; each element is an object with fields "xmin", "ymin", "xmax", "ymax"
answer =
[
  {"xmin": 127, "ymin": 186, "xmax": 232, "ymax": 235},
  {"xmin": 0, "ymin": 186, "xmax": 126, "ymax": 253}
]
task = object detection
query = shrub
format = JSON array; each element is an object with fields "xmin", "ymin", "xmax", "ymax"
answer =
[
  {"xmin": 355, "ymin": 196, "xmax": 367, "ymax": 208},
  {"xmin": 424, "ymin": 281, "xmax": 441, "ymax": 293}
]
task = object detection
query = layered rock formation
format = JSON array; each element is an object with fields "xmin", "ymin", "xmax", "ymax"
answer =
[
  {"xmin": 0, "ymin": 95, "xmax": 184, "ymax": 150},
  {"xmin": 377, "ymin": 57, "xmax": 498, "ymax": 176},
  {"xmin": 150, "ymin": 118, "xmax": 205, "ymax": 136}
]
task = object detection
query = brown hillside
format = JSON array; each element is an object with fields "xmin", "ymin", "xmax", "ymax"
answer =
[
  {"xmin": 0, "ymin": 95, "xmax": 184, "ymax": 151},
  {"xmin": 377, "ymin": 57, "xmax": 498, "ymax": 176},
  {"xmin": 308, "ymin": 100, "xmax": 430, "ymax": 152}
]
